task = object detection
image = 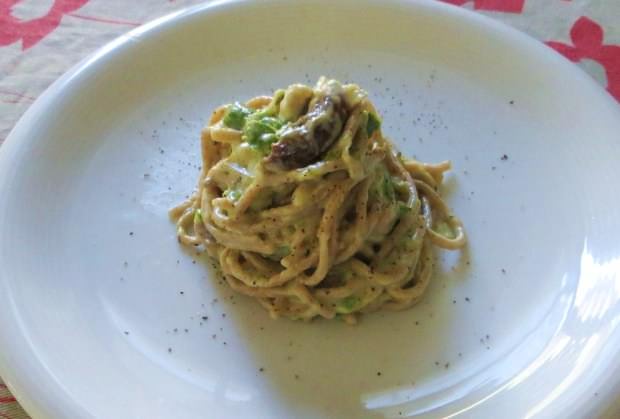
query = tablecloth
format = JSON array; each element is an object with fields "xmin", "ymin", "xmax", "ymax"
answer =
[{"xmin": 1, "ymin": 0, "xmax": 619, "ymax": 417}]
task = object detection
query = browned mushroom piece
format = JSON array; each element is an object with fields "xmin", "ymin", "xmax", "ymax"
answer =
[{"xmin": 264, "ymin": 93, "xmax": 348, "ymax": 171}]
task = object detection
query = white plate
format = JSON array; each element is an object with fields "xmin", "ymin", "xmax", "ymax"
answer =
[{"xmin": 1, "ymin": 0, "xmax": 619, "ymax": 418}]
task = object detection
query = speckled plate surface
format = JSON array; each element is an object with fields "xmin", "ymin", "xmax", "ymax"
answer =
[{"xmin": 0, "ymin": 1, "xmax": 619, "ymax": 418}]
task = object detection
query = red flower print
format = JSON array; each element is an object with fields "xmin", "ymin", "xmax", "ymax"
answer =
[
  {"xmin": 547, "ymin": 16, "xmax": 620, "ymax": 102},
  {"xmin": 441, "ymin": 0, "xmax": 525, "ymax": 13},
  {"xmin": 0, "ymin": 0, "xmax": 89, "ymax": 50}
]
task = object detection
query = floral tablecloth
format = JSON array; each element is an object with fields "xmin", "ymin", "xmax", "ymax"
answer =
[{"xmin": 1, "ymin": 0, "xmax": 619, "ymax": 417}]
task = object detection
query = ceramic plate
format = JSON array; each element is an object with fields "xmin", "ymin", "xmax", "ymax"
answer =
[{"xmin": 0, "ymin": 0, "xmax": 619, "ymax": 418}]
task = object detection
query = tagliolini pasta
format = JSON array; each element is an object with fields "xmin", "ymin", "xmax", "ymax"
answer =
[{"xmin": 171, "ymin": 77, "xmax": 465, "ymax": 324}]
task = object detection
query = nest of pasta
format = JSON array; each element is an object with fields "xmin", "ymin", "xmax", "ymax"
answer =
[{"xmin": 171, "ymin": 77, "xmax": 465, "ymax": 324}]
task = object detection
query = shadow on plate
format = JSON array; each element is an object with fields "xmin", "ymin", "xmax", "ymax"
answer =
[{"xmin": 206, "ymin": 245, "xmax": 472, "ymax": 418}]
